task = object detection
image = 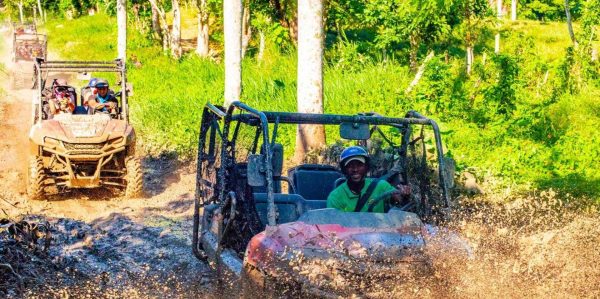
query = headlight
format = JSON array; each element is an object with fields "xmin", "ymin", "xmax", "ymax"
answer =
[
  {"xmin": 43, "ymin": 137, "xmax": 60, "ymax": 147},
  {"xmin": 109, "ymin": 137, "xmax": 124, "ymax": 145}
]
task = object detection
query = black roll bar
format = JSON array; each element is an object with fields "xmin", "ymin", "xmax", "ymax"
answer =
[
  {"xmin": 226, "ymin": 103, "xmax": 452, "ymax": 216},
  {"xmin": 222, "ymin": 101, "xmax": 277, "ymax": 226}
]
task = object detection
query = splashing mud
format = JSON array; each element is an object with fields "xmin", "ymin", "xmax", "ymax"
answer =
[{"xmin": 386, "ymin": 191, "xmax": 600, "ymax": 298}]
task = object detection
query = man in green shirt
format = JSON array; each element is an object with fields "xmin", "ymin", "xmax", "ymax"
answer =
[{"xmin": 327, "ymin": 146, "xmax": 411, "ymax": 213}]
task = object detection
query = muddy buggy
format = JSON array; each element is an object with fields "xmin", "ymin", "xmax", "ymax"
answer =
[
  {"xmin": 11, "ymin": 22, "xmax": 47, "ymax": 62},
  {"xmin": 9, "ymin": 22, "xmax": 47, "ymax": 89},
  {"xmin": 27, "ymin": 59, "xmax": 142, "ymax": 199},
  {"xmin": 193, "ymin": 102, "xmax": 470, "ymax": 297}
]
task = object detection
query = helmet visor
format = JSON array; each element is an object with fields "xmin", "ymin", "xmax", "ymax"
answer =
[{"xmin": 343, "ymin": 156, "xmax": 366, "ymax": 167}]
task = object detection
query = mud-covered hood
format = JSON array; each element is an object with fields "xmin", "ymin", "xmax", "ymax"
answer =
[
  {"xmin": 244, "ymin": 210, "xmax": 433, "ymax": 294},
  {"xmin": 245, "ymin": 210, "xmax": 429, "ymax": 272},
  {"xmin": 244, "ymin": 209, "xmax": 472, "ymax": 294},
  {"xmin": 246, "ymin": 222, "xmax": 427, "ymax": 265},
  {"xmin": 30, "ymin": 114, "xmax": 133, "ymax": 144}
]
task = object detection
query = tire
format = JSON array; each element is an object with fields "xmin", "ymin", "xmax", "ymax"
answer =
[
  {"xmin": 27, "ymin": 156, "xmax": 47, "ymax": 200},
  {"xmin": 9, "ymin": 74, "xmax": 16, "ymax": 90},
  {"xmin": 124, "ymin": 156, "xmax": 143, "ymax": 197}
]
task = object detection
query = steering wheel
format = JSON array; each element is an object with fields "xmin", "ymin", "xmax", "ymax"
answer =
[
  {"xmin": 92, "ymin": 103, "xmax": 118, "ymax": 118},
  {"xmin": 366, "ymin": 188, "xmax": 415, "ymax": 213}
]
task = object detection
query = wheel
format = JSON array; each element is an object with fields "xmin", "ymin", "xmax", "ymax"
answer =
[
  {"xmin": 124, "ymin": 156, "xmax": 143, "ymax": 197},
  {"xmin": 8, "ymin": 73, "xmax": 17, "ymax": 90},
  {"xmin": 27, "ymin": 156, "xmax": 47, "ymax": 200}
]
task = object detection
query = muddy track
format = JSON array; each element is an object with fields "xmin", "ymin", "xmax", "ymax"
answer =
[{"xmin": 0, "ymin": 28, "xmax": 213, "ymax": 298}]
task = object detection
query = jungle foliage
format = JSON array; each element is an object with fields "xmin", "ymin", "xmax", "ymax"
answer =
[{"xmin": 3, "ymin": 0, "xmax": 599, "ymax": 200}]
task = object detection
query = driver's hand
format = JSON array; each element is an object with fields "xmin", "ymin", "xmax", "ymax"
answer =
[
  {"xmin": 106, "ymin": 102, "xmax": 116, "ymax": 109},
  {"xmin": 396, "ymin": 184, "xmax": 411, "ymax": 195}
]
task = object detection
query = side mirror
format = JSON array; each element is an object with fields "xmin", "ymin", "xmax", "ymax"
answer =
[
  {"xmin": 247, "ymin": 154, "xmax": 266, "ymax": 187},
  {"xmin": 340, "ymin": 122, "xmax": 370, "ymax": 140}
]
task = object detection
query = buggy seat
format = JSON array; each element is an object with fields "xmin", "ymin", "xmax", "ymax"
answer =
[{"xmin": 288, "ymin": 164, "xmax": 343, "ymax": 201}]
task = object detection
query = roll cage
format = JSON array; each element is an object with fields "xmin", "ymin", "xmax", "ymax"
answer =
[
  {"xmin": 193, "ymin": 101, "xmax": 453, "ymax": 260},
  {"xmin": 33, "ymin": 58, "xmax": 130, "ymax": 123}
]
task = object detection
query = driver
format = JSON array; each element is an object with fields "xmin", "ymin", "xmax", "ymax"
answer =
[
  {"xmin": 327, "ymin": 146, "xmax": 411, "ymax": 213},
  {"xmin": 85, "ymin": 78, "xmax": 118, "ymax": 114}
]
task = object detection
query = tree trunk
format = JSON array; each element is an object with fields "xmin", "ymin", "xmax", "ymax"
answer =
[
  {"xmin": 295, "ymin": 0, "xmax": 326, "ymax": 162},
  {"xmin": 132, "ymin": 4, "xmax": 141, "ymax": 31},
  {"xmin": 117, "ymin": 0, "xmax": 127, "ymax": 62},
  {"xmin": 406, "ymin": 51, "xmax": 435, "ymax": 93},
  {"xmin": 37, "ymin": 0, "xmax": 44, "ymax": 23},
  {"xmin": 196, "ymin": 0, "xmax": 210, "ymax": 57},
  {"xmin": 466, "ymin": 46, "xmax": 474, "ymax": 74},
  {"xmin": 288, "ymin": 13, "xmax": 299, "ymax": 44},
  {"xmin": 271, "ymin": 0, "xmax": 298, "ymax": 44},
  {"xmin": 564, "ymin": 0, "xmax": 578, "ymax": 47},
  {"xmin": 258, "ymin": 30, "xmax": 265, "ymax": 61},
  {"xmin": 241, "ymin": 3, "xmax": 252, "ymax": 58},
  {"xmin": 495, "ymin": 0, "xmax": 502, "ymax": 53},
  {"xmin": 409, "ymin": 34, "xmax": 419, "ymax": 71},
  {"xmin": 223, "ymin": 0, "xmax": 243, "ymax": 106},
  {"xmin": 151, "ymin": 5, "xmax": 162, "ymax": 39},
  {"xmin": 511, "ymin": 0, "xmax": 517, "ymax": 21},
  {"xmin": 149, "ymin": 0, "xmax": 171, "ymax": 51},
  {"xmin": 18, "ymin": 1, "xmax": 24, "ymax": 23},
  {"xmin": 171, "ymin": 0, "xmax": 182, "ymax": 58}
]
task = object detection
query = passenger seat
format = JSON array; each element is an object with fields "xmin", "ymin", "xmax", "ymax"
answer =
[{"xmin": 288, "ymin": 164, "xmax": 343, "ymax": 201}]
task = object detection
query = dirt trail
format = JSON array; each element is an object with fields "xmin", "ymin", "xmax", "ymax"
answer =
[{"xmin": 0, "ymin": 28, "xmax": 213, "ymax": 297}]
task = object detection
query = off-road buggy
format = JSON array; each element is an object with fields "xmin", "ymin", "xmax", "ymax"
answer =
[
  {"xmin": 9, "ymin": 22, "xmax": 47, "ymax": 89},
  {"xmin": 11, "ymin": 22, "xmax": 47, "ymax": 62},
  {"xmin": 193, "ymin": 102, "xmax": 470, "ymax": 297},
  {"xmin": 27, "ymin": 59, "xmax": 142, "ymax": 199}
]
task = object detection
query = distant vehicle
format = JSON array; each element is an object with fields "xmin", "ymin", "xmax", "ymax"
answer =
[
  {"xmin": 27, "ymin": 59, "xmax": 142, "ymax": 199},
  {"xmin": 192, "ymin": 102, "xmax": 470, "ymax": 297},
  {"xmin": 10, "ymin": 22, "xmax": 47, "ymax": 89}
]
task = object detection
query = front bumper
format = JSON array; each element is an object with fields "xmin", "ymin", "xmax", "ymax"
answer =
[{"xmin": 40, "ymin": 138, "xmax": 128, "ymax": 188}]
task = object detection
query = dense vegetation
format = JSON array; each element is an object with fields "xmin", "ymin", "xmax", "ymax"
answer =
[{"xmin": 2, "ymin": 0, "xmax": 599, "ymax": 200}]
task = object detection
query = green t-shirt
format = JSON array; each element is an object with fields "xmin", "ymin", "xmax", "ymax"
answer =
[{"xmin": 326, "ymin": 178, "xmax": 396, "ymax": 213}]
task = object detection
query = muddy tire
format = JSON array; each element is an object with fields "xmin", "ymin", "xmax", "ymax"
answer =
[
  {"xmin": 27, "ymin": 156, "xmax": 47, "ymax": 200},
  {"xmin": 9, "ymin": 74, "xmax": 16, "ymax": 90},
  {"xmin": 10, "ymin": 71, "xmax": 25, "ymax": 90},
  {"xmin": 124, "ymin": 156, "xmax": 143, "ymax": 197}
]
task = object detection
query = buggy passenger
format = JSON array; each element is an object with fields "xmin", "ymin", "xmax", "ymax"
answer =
[
  {"xmin": 44, "ymin": 79, "xmax": 75, "ymax": 116},
  {"xmin": 327, "ymin": 146, "xmax": 411, "ymax": 213}
]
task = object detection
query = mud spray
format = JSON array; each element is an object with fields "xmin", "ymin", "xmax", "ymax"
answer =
[{"xmin": 385, "ymin": 192, "xmax": 600, "ymax": 298}]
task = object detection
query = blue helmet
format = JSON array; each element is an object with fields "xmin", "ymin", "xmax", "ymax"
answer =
[
  {"xmin": 339, "ymin": 146, "xmax": 370, "ymax": 170},
  {"xmin": 88, "ymin": 78, "xmax": 98, "ymax": 87}
]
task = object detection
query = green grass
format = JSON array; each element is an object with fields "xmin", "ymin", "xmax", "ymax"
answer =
[{"xmin": 41, "ymin": 13, "xmax": 600, "ymax": 200}]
